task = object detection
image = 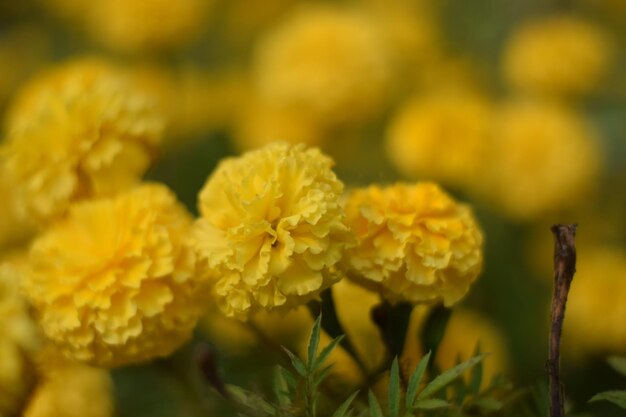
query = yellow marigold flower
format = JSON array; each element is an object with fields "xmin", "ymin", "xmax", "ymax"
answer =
[
  {"xmin": 25, "ymin": 352, "xmax": 113, "ymax": 417},
  {"xmin": 24, "ymin": 184, "xmax": 205, "ymax": 367},
  {"xmin": 49, "ymin": 0, "xmax": 212, "ymax": 53},
  {"xmin": 503, "ymin": 15, "xmax": 612, "ymax": 97},
  {"xmin": 342, "ymin": 183, "xmax": 483, "ymax": 306},
  {"xmin": 232, "ymin": 96, "xmax": 324, "ymax": 151},
  {"xmin": 0, "ymin": 261, "xmax": 39, "ymax": 416},
  {"xmin": 253, "ymin": 5, "xmax": 391, "ymax": 126},
  {"xmin": 563, "ymin": 246, "xmax": 626, "ymax": 357},
  {"xmin": 385, "ymin": 91, "xmax": 493, "ymax": 189},
  {"xmin": 1, "ymin": 58, "xmax": 163, "ymax": 225},
  {"xmin": 193, "ymin": 143, "xmax": 353, "ymax": 319},
  {"xmin": 484, "ymin": 101, "xmax": 601, "ymax": 220}
]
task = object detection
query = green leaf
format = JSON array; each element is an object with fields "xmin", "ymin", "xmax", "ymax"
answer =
[
  {"xmin": 590, "ymin": 390, "xmax": 626, "ymax": 409},
  {"xmin": 368, "ymin": 391, "xmax": 384, "ymax": 417},
  {"xmin": 608, "ymin": 356, "xmax": 626, "ymax": 377},
  {"xmin": 388, "ymin": 357, "xmax": 401, "ymax": 417},
  {"xmin": 282, "ymin": 347, "xmax": 307, "ymax": 377},
  {"xmin": 469, "ymin": 345, "xmax": 483, "ymax": 395},
  {"xmin": 413, "ymin": 398, "xmax": 450, "ymax": 410},
  {"xmin": 331, "ymin": 390, "xmax": 359, "ymax": 417},
  {"xmin": 471, "ymin": 397, "xmax": 503, "ymax": 411},
  {"xmin": 273, "ymin": 366, "xmax": 291, "ymax": 406},
  {"xmin": 227, "ymin": 384, "xmax": 278, "ymax": 415},
  {"xmin": 405, "ymin": 351, "xmax": 431, "ymax": 409},
  {"xmin": 418, "ymin": 355, "xmax": 483, "ymax": 400},
  {"xmin": 313, "ymin": 364, "xmax": 334, "ymax": 388},
  {"xmin": 308, "ymin": 314, "xmax": 323, "ymax": 371},
  {"xmin": 315, "ymin": 335, "xmax": 345, "ymax": 369}
]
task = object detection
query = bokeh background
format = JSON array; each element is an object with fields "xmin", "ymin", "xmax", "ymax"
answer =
[{"xmin": 1, "ymin": 0, "xmax": 625, "ymax": 415}]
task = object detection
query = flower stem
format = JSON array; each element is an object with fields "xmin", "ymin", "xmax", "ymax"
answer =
[{"xmin": 548, "ymin": 224, "xmax": 577, "ymax": 417}]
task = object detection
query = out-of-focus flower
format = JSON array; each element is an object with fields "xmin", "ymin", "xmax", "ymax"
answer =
[
  {"xmin": 563, "ymin": 246, "xmax": 626, "ymax": 357},
  {"xmin": 385, "ymin": 91, "xmax": 493, "ymax": 189},
  {"xmin": 24, "ymin": 351, "xmax": 113, "ymax": 417},
  {"xmin": 403, "ymin": 306, "xmax": 509, "ymax": 389},
  {"xmin": 1, "ymin": 58, "xmax": 163, "ymax": 225},
  {"xmin": 331, "ymin": 279, "xmax": 386, "ymax": 373},
  {"xmin": 484, "ymin": 100, "xmax": 602, "ymax": 221},
  {"xmin": 232, "ymin": 96, "xmax": 324, "ymax": 151},
  {"xmin": 0, "ymin": 176, "xmax": 36, "ymax": 252},
  {"xmin": 44, "ymin": 0, "xmax": 212, "ymax": 53},
  {"xmin": 342, "ymin": 183, "xmax": 483, "ymax": 306},
  {"xmin": 503, "ymin": 15, "xmax": 612, "ymax": 97},
  {"xmin": 0, "ymin": 26, "xmax": 51, "ymax": 113},
  {"xmin": 193, "ymin": 143, "xmax": 353, "ymax": 319},
  {"xmin": 253, "ymin": 5, "xmax": 391, "ymax": 126},
  {"xmin": 24, "ymin": 184, "xmax": 205, "ymax": 367},
  {"xmin": 0, "ymin": 260, "xmax": 39, "ymax": 416}
]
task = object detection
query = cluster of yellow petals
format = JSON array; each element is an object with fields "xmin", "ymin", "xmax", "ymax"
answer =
[
  {"xmin": 0, "ymin": 261, "xmax": 39, "ymax": 416},
  {"xmin": 385, "ymin": 91, "xmax": 492, "ymax": 188},
  {"xmin": 484, "ymin": 101, "xmax": 601, "ymax": 220},
  {"xmin": 193, "ymin": 143, "xmax": 353, "ymax": 319},
  {"xmin": 503, "ymin": 15, "xmax": 612, "ymax": 97},
  {"xmin": 342, "ymin": 183, "xmax": 483, "ymax": 306},
  {"xmin": 24, "ymin": 351, "xmax": 113, "ymax": 417},
  {"xmin": 1, "ymin": 59, "xmax": 163, "ymax": 225},
  {"xmin": 253, "ymin": 5, "xmax": 390, "ymax": 126},
  {"xmin": 24, "ymin": 184, "xmax": 205, "ymax": 367}
]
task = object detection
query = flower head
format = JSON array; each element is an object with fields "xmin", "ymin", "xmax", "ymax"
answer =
[
  {"xmin": 253, "ymin": 5, "xmax": 390, "ymax": 126},
  {"xmin": 503, "ymin": 15, "xmax": 612, "ymax": 97},
  {"xmin": 0, "ymin": 260, "xmax": 39, "ymax": 416},
  {"xmin": 193, "ymin": 143, "xmax": 353, "ymax": 319},
  {"xmin": 24, "ymin": 351, "xmax": 113, "ymax": 417},
  {"xmin": 342, "ymin": 183, "xmax": 483, "ymax": 306},
  {"xmin": 385, "ymin": 91, "xmax": 493, "ymax": 189},
  {"xmin": 1, "ymin": 58, "xmax": 163, "ymax": 225},
  {"xmin": 484, "ymin": 100, "xmax": 601, "ymax": 220},
  {"xmin": 24, "ymin": 184, "xmax": 205, "ymax": 367}
]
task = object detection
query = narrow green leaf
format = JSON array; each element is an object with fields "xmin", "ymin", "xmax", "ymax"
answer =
[
  {"xmin": 388, "ymin": 357, "xmax": 401, "ymax": 417},
  {"xmin": 282, "ymin": 346, "xmax": 307, "ymax": 377},
  {"xmin": 608, "ymin": 356, "xmax": 626, "ymax": 377},
  {"xmin": 418, "ymin": 355, "xmax": 483, "ymax": 400},
  {"xmin": 315, "ymin": 335, "xmax": 345, "ymax": 369},
  {"xmin": 413, "ymin": 398, "xmax": 450, "ymax": 410},
  {"xmin": 227, "ymin": 384, "xmax": 278, "ymax": 415},
  {"xmin": 331, "ymin": 390, "xmax": 359, "ymax": 417},
  {"xmin": 308, "ymin": 314, "xmax": 323, "ymax": 371},
  {"xmin": 368, "ymin": 390, "xmax": 384, "ymax": 417},
  {"xmin": 469, "ymin": 345, "xmax": 483, "ymax": 395},
  {"xmin": 471, "ymin": 397, "xmax": 503, "ymax": 411},
  {"xmin": 405, "ymin": 351, "xmax": 431, "ymax": 409},
  {"xmin": 313, "ymin": 364, "xmax": 334, "ymax": 388},
  {"xmin": 273, "ymin": 366, "xmax": 291, "ymax": 406},
  {"xmin": 590, "ymin": 390, "xmax": 626, "ymax": 409}
]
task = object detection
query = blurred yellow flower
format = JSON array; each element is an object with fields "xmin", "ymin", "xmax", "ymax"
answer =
[
  {"xmin": 24, "ymin": 352, "xmax": 113, "ymax": 417},
  {"xmin": 0, "ymin": 260, "xmax": 39, "ymax": 416},
  {"xmin": 232, "ymin": 96, "xmax": 324, "ymax": 151},
  {"xmin": 503, "ymin": 15, "xmax": 612, "ymax": 97},
  {"xmin": 563, "ymin": 246, "xmax": 626, "ymax": 357},
  {"xmin": 253, "ymin": 5, "xmax": 391, "ymax": 126},
  {"xmin": 484, "ymin": 100, "xmax": 601, "ymax": 220},
  {"xmin": 403, "ymin": 306, "xmax": 509, "ymax": 390},
  {"xmin": 1, "ymin": 58, "xmax": 163, "ymax": 225},
  {"xmin": 385, "ymin": 91, "xmax": 493, "ymax": 189},
  {"xmin": 193, "ymin": 143, "xmax": 353, "ymax": 319},
  {"xmin": 24, "ymin": 184, "xmax": 205, "ymax": 367},
  {"xmin": 343, "ymin": 183, "xmax": 483, "ymax": 306}
]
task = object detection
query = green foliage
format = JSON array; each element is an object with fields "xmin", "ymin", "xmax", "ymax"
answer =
[{"xmin": 589, "ymin": 356, "xmax": 626, "ymax": 411}]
